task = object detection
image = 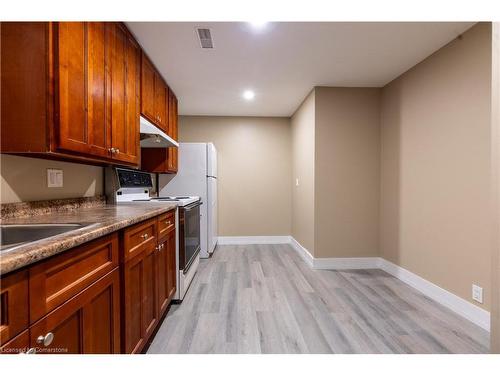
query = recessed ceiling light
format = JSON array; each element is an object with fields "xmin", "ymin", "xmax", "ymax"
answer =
[
  {"xmin": 243, "ymin": 90, "xmax": 255, "ymax": 101},
  {"xmin": 249, "ymin": 21, "xmax": 268, "ymax": 30}
]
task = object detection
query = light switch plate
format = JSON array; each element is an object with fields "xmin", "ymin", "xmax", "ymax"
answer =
[
  {"xmin": 472, "ymin": 284, "xmax": 483, "ymax": 304},
  {"xmin": 47, "ymin": 168, "xmax": 63, "ymax": 188}
]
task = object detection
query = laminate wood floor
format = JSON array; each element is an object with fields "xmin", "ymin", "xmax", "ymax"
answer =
[{"xmin": 147, "ymin": 244, "xmax": 489, "ymax": 354}]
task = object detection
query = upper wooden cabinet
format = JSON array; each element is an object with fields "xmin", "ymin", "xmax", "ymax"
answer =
[
  {"xmin": 168, "ymin": 89, "xmax": 179, "ymax": 141},
  {"xmin": 56, "ymin": 22, "xmax": 108, "ymax": 158},
  {"xmin": 140, "ymin": 53, "xmax": 156, "ymax": 123},
  {"xmin": 140, "ymin": 52, "xmax": 168, "ymax": 133},
  {"xmin": 0, "ymin": 22, "xmax": 140, "ymax": 167},
  {"xmin": 154, "ymin": 75, "xmax": 168, "ymax": 132},
  {"xmin": 140, "ymin": 146, "xmax": 177, "ymax": 174},
  {"xmin": 109, "ymin": 23, "xmax": 141, "ymax": 165},
  {"xmin": 139, "ymin": 55, "xmax": 179, "ymax": 174}
]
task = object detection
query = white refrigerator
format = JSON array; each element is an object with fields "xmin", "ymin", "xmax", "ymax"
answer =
[{"xmin": 158, "ymin": 143, "xmax": 218, "ymax": 258}]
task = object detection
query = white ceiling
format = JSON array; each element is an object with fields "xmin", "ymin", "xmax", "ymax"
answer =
[{"xmin": 126, "ymin": 22, "xmax": 475, "ymax": 117}]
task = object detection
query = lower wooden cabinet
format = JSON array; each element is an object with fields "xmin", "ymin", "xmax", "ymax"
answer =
[
  {"xmin": 156, "ymin": 228, "xmax": 176, "ymax": 318},
  {"xmin": 122, "ymin": 232, "xmax": 158, "ymax": 354},
  {"xmin": 0, "ymin": 270, "xmax": 29, "ymax": 346},
  {"xmin": 30, "ymin": 269, "xmax": 121, "ymax": 354},
  {"xmin": 0, "ymin": 269, "xmax": 120, "ymax": 354},
  {"xmin": 29, "ymin": 233, "xmax": 118, "ymax": 323},
  {"xmin": 0, "ymin": 209, "xmax": 176, "ymax": 355},
  {"xmin": 122, "ymin": 209, "xmax": 177, "ymax": 353}
]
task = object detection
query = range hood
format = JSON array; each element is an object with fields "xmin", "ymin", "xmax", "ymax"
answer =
[{"xmin": 140, "ymin": 116, "xmax": 179, "ymax": 148}]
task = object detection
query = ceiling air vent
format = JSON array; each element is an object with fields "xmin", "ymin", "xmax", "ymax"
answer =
[{"xmin": 196, "ymin": 28, "xmax": 214, "ymax": 49}]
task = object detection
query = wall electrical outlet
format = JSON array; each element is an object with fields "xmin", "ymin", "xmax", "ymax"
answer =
[
  {"xmin": 47, "ymin": 168, "xmax": 63, "ymax": 188},
  {"xmin": 472, "ymin": 284, "xmax": 483, "ymax": 304}
]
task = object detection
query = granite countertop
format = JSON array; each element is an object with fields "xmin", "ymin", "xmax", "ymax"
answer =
[{"xmin": 0, "ymin": 202, "xmax": 177, "ymax": 276}]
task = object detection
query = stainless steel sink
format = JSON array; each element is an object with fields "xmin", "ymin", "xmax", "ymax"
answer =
[{"xmin": 0, "ymin": 223, "xmax": 89, "ymax": 252}]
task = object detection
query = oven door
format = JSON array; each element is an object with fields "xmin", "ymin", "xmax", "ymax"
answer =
[{"xmin": 179, "ymin": 201, "xmax": 201, "ymax": 273}]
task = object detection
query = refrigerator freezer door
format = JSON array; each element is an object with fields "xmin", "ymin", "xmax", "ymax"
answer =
[
  {"xmin": 206, "ymin": 143, "xmax": 217, "ymax": 178},
  {"xmin": 207, "ymin": 176, "xmax": 218, "ymax": 254}
]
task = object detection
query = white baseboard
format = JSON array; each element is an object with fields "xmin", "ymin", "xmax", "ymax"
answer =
[
  {"xmin": 313, "ymin": 257, "xmax": 380, "ymax": 270},
  {"xmin": 378, "ymin": 258, "xmax": 490, "ymax": 332},
  {"xmin": 216, "ymin": 235, "xmax": 491, "ymax": 332},
  {"xmin": 217, "ymin": 236, "xmax": 291, "ymax": 245},
  {"xmin": 288, "ymin": 237, "xmax": 314, "ymax": 267},
  {"xmin": 287, "ymin": 237, "xmax": 490, "ymax": 331}
]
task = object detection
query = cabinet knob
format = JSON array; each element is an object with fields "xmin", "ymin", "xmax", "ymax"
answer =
[
  {"xmin": 141, "ymin": 233, "xmax": 149, "ymax": 239},
  {"xmin": 37, "ymin": 332, "xmax": 54, "ymax": 347},
  {"xmin": 25, "ymin": 348, "xmax": 36, "ymax": 354},
  {"xmin": 115, "ymin": 148, "xmax": 120, "ymax": 154},
  {"xmin": 165, "ymin": 220, "xmax": 171, "ymax": 225},
  {"xmin": 109, "ymin": 147, "xmax": 116, "ymax": 154}
]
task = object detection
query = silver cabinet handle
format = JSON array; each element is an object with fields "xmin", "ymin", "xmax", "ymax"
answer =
[
  {"xmin": 141, "ymin": 233, "xmax": 149, "ymax": 239},
  {"xmin": 115, "ymin": 148, "xmax": 120, "ymax": 154},
  {"xmin": 109, "ymin": 147, "xmax": 115, "ymax": 153},
  {"xmin": 37, "ymin": 332, "xmax": 54, "ymax": 347},
  {"xmin": 25, "ymin": 348, "xmax": 36, "ymax": 354}
]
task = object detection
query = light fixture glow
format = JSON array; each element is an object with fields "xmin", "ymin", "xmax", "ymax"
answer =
[
  {"xmin": 242, "ymin": 90, "xmax": 255, "ymax": 101},
  {"xmin": 249, "ymin": 21, "xmax": 268, "ymax": 30}
]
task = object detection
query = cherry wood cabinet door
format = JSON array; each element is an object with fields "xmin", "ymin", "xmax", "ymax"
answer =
[
  {"xmin": 166, "ymin": 229, "xmax": 177, "ymax": 303},
  {"xmin": 29, "ymin": 269, "xmax": 120, "ymax": 354},
  {"xmin": 156, "ymin": 222, "xmax": 176, "ymax": 320},
  {"xmin": 168, "ymin": 90, "xmax": 178, "ymax": 141},
  {"xmin": 154, "ymin": 75, "xmax": 167, "ymax": 132},
  {"xmin": 0, "ymin": 270, "xmax": 29, "ymax": 346},
  {"xmin": 155, "ymin": 237, "xmax": 169, "ymax": 318},
  {"xmin": 167, "ymin": 147, "xmax": 178, "ymax": 173},
  {"xmin": 122, "ymin": 245, "xmax": 157, "ymax": 353},
  {"xmin": 56, "ymin": 22, "xmax": 111, "ymax": 158},
  {"xmin": 141, "ymin": 53, "xmax": 156, "ymax": 123},
  {"xmin": 108, "ymin": 24, "xmax": 140, "ymax": 165}
]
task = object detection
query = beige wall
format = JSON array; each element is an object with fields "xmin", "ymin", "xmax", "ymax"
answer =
[
  {"xmin": 178, "ymin": 116, "xmax": 292, "ymax": 237},
  {"xmin": 0, "ymin": 154, "xmax": 103, "ymax": 204},
  {"xmin": 314, "ymin": 87, "xmax": 380, "ymax": 258},
  {"xmin": 491, "ymin": 22, "xmax": 500, "ymax": 352},
  {"xmin": 380, "ymin": 23, "xmax": 492, "ymax": 310},
  {"xmin": 291, "ymin": 91, "xmax": 316, "ymax": 255}
]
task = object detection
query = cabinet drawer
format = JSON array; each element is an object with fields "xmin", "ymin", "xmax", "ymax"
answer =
[
  {"xmin": 157, "ymin": 210, "xmax": 175, "ymax": 240},
  {"xmin": 0, "ymin": 270, "xmax": 29, "ymax": 346},
  {"xmin": 122, "ymin": 218, "xmax": 157, "ymax": 261},
  {"xmin": 29, "ymin": 233, "xmax": 118, "ymax": 323}
]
